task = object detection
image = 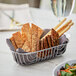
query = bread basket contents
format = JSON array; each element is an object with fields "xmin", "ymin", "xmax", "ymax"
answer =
[
  {"xmin": 58, "ymin": 63, "xmax": 76, "ymax": 76},
  {"xmin": 9, "ymin": 18, "xmax": 73, "ymax": 52},
  {"xmin": 6, "ymin": 18, "xmax": 74, "ymax": 65}
]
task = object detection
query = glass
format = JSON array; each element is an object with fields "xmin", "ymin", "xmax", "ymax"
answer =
[{"xmin": 50, "ymin": 0, "xmax": 75, "ymax": 20}]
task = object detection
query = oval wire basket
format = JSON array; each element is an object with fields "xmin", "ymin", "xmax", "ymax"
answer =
[{"xmin": 6, "ymin": 34, "xmax": 69, "ymax": 65}]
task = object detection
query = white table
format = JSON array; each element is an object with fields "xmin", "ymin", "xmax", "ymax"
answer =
[{"xmin": 0, "ymin": 8, "xmax": 76, "ymax": 76}]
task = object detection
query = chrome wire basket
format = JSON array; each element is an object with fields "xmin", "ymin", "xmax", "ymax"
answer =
[{"xmin": 6, "ymin": 35, "xmax": 68, "ymax": 65}]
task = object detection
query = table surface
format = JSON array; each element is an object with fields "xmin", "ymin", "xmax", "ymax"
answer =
[{"xmin": 0, "ymin": 8, "xmax": 76, "ymax": 76}]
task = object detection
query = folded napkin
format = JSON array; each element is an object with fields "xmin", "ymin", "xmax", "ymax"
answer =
[
  {"xmin": 0, "ymin": 3, "xmax": 33, "ymax": 31},
  {"xmin": 0, "ymin": 3, "xmax": 29, "ymax": 10}
]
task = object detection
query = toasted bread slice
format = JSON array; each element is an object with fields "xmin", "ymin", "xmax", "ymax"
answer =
[
  {"xmin": 46, "ymin": 35, "xmax": 52, "ymax": 55},
  {"xmin": 21, "ymin": 23, "xmax": 30, "ymax": 34},
  {"xmin": 21, "ymin": 32, "xmax": 27, "ymax": 42},
  {"xmin": 37, "ymin": 39, "xmax": 41, "ymax": 51},
  {"xmin": 40, "ymin": 39, "xmax": 44, "ymax": 57},
  {"xmin": 10, "ymin": 37, "xmax": 17, "ymax": 50},
  {"xmin": 46, "ymin": 35, "xmax": 51, "ymax": 48},
  {"xmin": 13, "ymin": 32, "xmax": 24, "ymax": 48},
  {"xmin": 28, "ymin": 28, "xmax": 32, "ymax": 50},
  {"xmin": 31, "ymin": 24, "xmax": 38, "ymax": 52},
  {"xmin": 37, "ymin": 40, "xmax": 41, "ymax": 58},
  {"xmin": 38, "ymin": 27, "xmax": 44, "ymax": 38},
  {"xmin": 21, "ymin": 23, "xmax": 30, "ymax": 42},
  {"xmin": 31, "ymin": 23, "xmax": 44, "ymax": 52},
  {"xmin": 43, "ymin": 37, "xmax": 49, "ymax": 56},
  {"xmin": 51, "ymin": 29, "xmax": 59, "ymax": 46},
  {"xmin": 43, "ymin": 37, "xmax": 49, "ymax": 49},
  {"xmin": 21, "ymin": 23, "xmax": 32, "ymax": 51},
  {"xmin": 41, "ymin": 39, "xmax": 44, "ymax": 50},
  {"xmin": 22, "ymin": 41, "xmax": 31, "ymax": 52}
]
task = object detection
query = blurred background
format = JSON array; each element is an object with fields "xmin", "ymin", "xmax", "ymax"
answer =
[
  {"xmin": 0, "ymin": 0, "xmax": 76, "ymax": 13},
  {"xmin": 0, "ymin": 0, "xmax": 76, "ymax": 30}
]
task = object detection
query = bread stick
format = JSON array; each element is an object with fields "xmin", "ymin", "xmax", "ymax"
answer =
[
  {"xmin": 59, "ymin": 22, "xmax": 74, "ymax": 37},
  {"xmin": 41, "ymin": 18, "xmax": 66, "ymax": 40},
  {"xmin": 57, "ymin": 20, "xmax": 72, "ymax": 34},
  {"xmin": 54, "ymin": 18, "xmax": 67, "ymax": 30}
]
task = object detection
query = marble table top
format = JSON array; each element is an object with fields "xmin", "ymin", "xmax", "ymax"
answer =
[{"xmin": 0, "ymin": 8, "xmax": 76, "ymax": 76}]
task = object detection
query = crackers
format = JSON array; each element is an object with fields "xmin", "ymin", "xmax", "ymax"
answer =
[
  {"xmin": 37, "ymin": 40, "xmax": 41, "ymax": 51},
  {"xmin": 31, "ymin": 24, "xmax": 38, "ymax": 52},
  {"xmin": 43, "ymin": 37, "xmax": 49, "ymax": 49},
  {"xmin": 21, "ymin": 23, "xmax": 30, "ymax": 42},
  {"xmin": 38, "ymin": 27, "xmax": 44, "ymax": 38},
  {"xmin": 10, "ymin": 37, "xmax": 17, "ymax": 50},
  {"xmin": 22, "ymin": 41, "xmax": 31, "ymax": 52},
  {"xmin": 51, "ymin": 28, "xmax": 59, "ymax": 46},
  {"xmin": 13, "ymin": 32, "xmax": 24, "ymax": 48},
  {"xmin": 21, "ymin": 23, "xmax": 32, "ymax": 52},
  {"xmin": 46, "ymin": 35, "xmax": 51, "ymax": 47},
  {"xmin": 10, "ymin": 23, "xmax": 44, "ymax": 52}
]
